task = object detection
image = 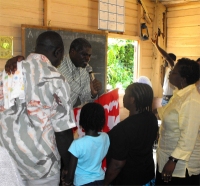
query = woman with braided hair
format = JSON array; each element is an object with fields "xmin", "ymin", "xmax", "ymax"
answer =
[
  {"xmin": 64, "ymin": 102, "xmax": 110, "ymax": 186},
  {"xmin": 104, "ymin": 83, "xmax": 158, "ymax": 185}
]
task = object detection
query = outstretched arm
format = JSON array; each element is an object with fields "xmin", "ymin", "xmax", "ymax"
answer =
[
  {"xmin": 5, "ymin": 55, "xmax": 25, "ymax": 75},
  {"xmin": 151, "ymin": 33, "xmax": 174, "ymax": 68}
]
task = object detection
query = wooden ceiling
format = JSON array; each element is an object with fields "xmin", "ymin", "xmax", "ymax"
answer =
[{"xmin": 151, "ymin": 0, "xmax": 200, "ymax": 6}]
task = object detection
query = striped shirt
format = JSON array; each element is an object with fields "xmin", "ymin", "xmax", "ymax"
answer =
[
  {"xmin": 58, "ymin": 55, "xmax": 94, "ymax": 107},
  {"xmin": 0, "ymin": 53, "xmax": 76, "ymax": 180}
]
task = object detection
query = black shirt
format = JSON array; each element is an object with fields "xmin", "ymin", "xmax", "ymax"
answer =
[{"xmin": 107, "ymin": 111, "xmax": 158, "ymax": 185}]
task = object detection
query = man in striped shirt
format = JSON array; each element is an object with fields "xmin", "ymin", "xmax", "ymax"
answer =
[{"xmin": 58, "ymin": 38, "xmax": 102, "ymax": 107}]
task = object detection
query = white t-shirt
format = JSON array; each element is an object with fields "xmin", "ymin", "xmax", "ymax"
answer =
[{"xmin": 162, "ymin": 67, "xmax": 175, "ymax": 95}]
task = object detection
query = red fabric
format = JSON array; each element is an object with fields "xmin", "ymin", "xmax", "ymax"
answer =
[
  {"xmin": 73, "ymin": 89, "xmax": 120, "ymax": 170},
  {"xmin": 94, "ymin": 88, "xmax": 120, "ymax": 133}
]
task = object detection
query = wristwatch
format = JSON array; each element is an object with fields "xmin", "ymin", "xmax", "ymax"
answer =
[{"xmin": 168, "ymin": 156, "xmax": 178, "ymax": 163}]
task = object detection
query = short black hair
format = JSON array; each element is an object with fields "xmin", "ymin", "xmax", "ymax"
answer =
[
  {"xmin": 79, "ymin": 102, "xmax": 105, "ymax": 132},
  {"xmin": 36, "ymin": 31, "xmax": 64, "ymax": 52},
  {"xmin": 168, "ymin": 53, "xmax": 176, "ymax": 61},
  {"xmin": 69, "ymin": 38, "xmax": 91, "ymax": 52},
  {"xmin": 127, "ymin": 83, "xmax": 153, "ymax": 113},
  {"xmin": 176, "ymin": 58, "xmax": 199, "ymax": 85}
]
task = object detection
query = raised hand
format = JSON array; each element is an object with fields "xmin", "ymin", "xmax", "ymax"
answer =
[{"xmin": 151, "ymin": 32, "xmax": 158, "ymax": 46}]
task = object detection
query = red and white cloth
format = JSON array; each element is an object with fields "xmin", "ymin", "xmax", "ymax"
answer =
[{"xmin": 73, "ymin": 88, "xmax": 120, "ymax": 137}]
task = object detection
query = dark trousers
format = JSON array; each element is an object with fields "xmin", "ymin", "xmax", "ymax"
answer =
[
  {"xmin": 82, "ymin": 180, "xmax": 104, "ymax": 186},
  {"xmin": 156, "ymin": 165, "xmax": 200, "ymax": 185}
]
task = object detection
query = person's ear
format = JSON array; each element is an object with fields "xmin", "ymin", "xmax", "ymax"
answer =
[
  {"xmin": 130, "ymin": 97, "xmax": 135, "ymax": 104},
  {"xmin": 180, "ymin": 77, "xmax": 187, "ymax": 88},
  {"xmin": 52, "ymin": 47, "xmax": 64, "ymax": 67},
  {"xmin": 54, "ymin": 47, "xmax": 63, "ymax": 57},
  {"xmin": 183, "ymin": 77, "xmax": 188, "ymax": 85}
]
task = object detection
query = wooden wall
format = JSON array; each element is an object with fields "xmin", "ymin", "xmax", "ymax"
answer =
[
  {"xmin": 0, "ymin": 0, "xmax": 44, "ymax": 64},
  {"xmin": 151, "ymin": 3, "xmax": 166, "ymax": 97},
  {"xmin": 166, "ymin": 2, "xmax": 200, "ymax": 61},
  {"xmin": 138, "ymin": 1, "xmax": 155, "ymax": 82},
  {"xmin": 0, "ymin": 0, "xmax": 158, "ymax": 94}
]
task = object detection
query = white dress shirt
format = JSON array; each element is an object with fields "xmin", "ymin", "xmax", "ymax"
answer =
[{"xmin": 157, "ymin": 84, "xmax": 200, "ymax": 177}]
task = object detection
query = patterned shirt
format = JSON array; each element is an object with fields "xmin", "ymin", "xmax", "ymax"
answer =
[
  {"xmin": 0, "ymin": 53, "xmax": 76, "ymax": 180},
  {"xmin": 58, "ymin": 55, "xmax": 94, "ymax": 107},
  {"xmin": 2, "ymin": 62, "xmax": 25, "ymax": 109}
]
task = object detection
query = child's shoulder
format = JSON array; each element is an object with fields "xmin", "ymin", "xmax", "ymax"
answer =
[
  {"xmin": 70, "ymin": 135, "xmax": 88, "ymax": 147},
  {"xmin": 99, "ymin": 132, "xmax": 109, "ymax": 137},
  {"xmin": 72, "ymin": 135, "xmax": 86, "ymax": 143},
  {"xmin": 98, "ymin": 132, "xmax": 110, "ymax": 142}
]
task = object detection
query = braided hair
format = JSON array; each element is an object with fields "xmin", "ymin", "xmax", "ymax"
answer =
[
  {"xmin": 127, "ymin": 83, "xmax": 153, "ymax": 113},
  {"xmin": 79, "ymin": 102, "xmax": 105, "ymax": 132},
  {"xmin": 176, "ymin": 58, "xmax": 199, "ymax": 85}
]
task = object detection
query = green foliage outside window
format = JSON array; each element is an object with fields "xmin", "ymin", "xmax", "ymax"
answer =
[{"xmin": 107, "ymin": 39, "xmax": 134, "ymax": 90}]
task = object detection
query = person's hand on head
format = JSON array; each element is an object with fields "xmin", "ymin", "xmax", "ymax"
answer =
[
  {"xmin": 151, "ymin": 32, "xmax": 158, "ymax": 46},
  {"xmin": 90, "ymin": 79, "xmax": 102, "ymax": 98},
  {"xmin": 5, "ymin": 55, "xmax": 25, "ymax": 75}
]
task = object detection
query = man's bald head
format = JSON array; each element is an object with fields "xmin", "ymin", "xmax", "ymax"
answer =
[{"xmin": 35, "ymin": 31, "xmax": 64, "ymax": 67}]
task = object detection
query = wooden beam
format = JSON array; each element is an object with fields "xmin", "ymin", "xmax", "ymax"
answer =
[
  {"xmin": 138, "ymin": 0, "xmax": 152, "ymax": 24},
  {"xmin": 151, "ymin": 0, "xmax": 200, "ymax": 4},
  {"xmin": 44, "ymin": 0, "xmax": 51, "ymax": 26}
]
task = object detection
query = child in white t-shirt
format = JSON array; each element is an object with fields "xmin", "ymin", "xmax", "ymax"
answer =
[{"xmin": 65, "ymin": 102, "xmax": 110, "ymax": 186}]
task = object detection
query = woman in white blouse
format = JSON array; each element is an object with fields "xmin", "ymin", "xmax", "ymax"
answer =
[{"xmin": 155, "ymin": 58, "xmax": 200, "ymax": 185}]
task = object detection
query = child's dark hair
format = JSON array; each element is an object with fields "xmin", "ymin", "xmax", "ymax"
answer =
[
  {"xmin": 128, "ymin": 83, "xmax": 153, "ymax": 112},
  {"xmin": 79, "ymin": 102, "xmax": 105, "ymax": 132}
]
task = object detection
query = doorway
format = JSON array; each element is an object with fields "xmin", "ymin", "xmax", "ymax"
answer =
[{"xmin": 107, "ymin": 38, "xmax": 138, "ymax": 121}]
